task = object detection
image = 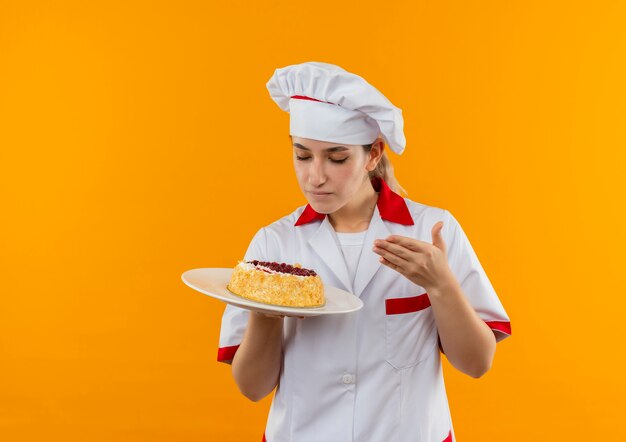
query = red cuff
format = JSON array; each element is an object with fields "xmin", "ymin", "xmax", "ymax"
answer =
[
  {"xmin": 217, "ymin": 344, "xmax": 240, "ymax": 363},
  {"xmin": 485, "ymin": 320, "xmax": 512, "ymax": 336},
  {"xmin": 438, "ymin": 320, "xmax": 512, "ymax": 354}
]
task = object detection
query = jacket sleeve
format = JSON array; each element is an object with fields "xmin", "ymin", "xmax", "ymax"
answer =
[
  {"xmin": 443, "ymin": 210, "xmax": 512, "ymax": 342},
  {"xmin": 216, "ymin": 227, "xmax": 268, "ymax": 364}
]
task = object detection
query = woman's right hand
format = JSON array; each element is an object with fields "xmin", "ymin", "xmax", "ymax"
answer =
[{"xmin": 255, "ymin": 311, "xmax": 306, "ymax": 319}]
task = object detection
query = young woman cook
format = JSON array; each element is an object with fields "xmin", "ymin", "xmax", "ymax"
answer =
[{"xmin": 217, "ymin": 61, "xmax": 511, "ymax": 442}]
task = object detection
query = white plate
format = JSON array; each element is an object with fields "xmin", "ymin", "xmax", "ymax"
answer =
[{"xmin": 181, "ymin": 268, "xmax": 363, "ymax": 317}]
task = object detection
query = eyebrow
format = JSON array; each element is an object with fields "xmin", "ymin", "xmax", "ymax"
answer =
[{"xmin": 293, "ymin": 142, "xmax": 349, "ymax": 152}]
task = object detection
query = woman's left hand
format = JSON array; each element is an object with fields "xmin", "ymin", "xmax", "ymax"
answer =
[{"xmin": 372, "ymin": 221, "xmax": 456, "ymax": 291}]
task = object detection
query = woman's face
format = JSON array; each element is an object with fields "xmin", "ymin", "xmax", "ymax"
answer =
[{"xmin": 291, "ymin": 136, "xmax": 377, "ymax": 214}]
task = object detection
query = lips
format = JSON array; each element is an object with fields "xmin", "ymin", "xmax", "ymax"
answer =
[{"xmin": 308, "ymin": 191, "xmax": 332, "ymax": 195}]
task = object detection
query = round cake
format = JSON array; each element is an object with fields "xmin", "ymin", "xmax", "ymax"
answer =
[{"xmin": 227, "ymin": 260, "xmax": 325, "ymax": 307}]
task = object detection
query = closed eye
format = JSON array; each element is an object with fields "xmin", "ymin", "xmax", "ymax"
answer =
[{"xmin": 295, "ymin": 156, "xmax": 349, "ymax": 164}]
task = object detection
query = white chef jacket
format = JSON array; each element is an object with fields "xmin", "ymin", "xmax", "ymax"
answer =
[{"xmin": 217, "ymin": 177, "xmax": 511, "ymax": 442}]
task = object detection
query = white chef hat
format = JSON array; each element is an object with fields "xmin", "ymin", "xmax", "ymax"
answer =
[{"xmin": 266, "ymin": 61, "xmax": 406, "ymax": 155}]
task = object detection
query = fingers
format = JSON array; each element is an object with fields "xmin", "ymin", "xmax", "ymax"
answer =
[
  {"xmin": 259, "ymin": 312, "xmax": 285, "ymax": 319},
  {"xmin": 373, "ymin": 238, "xmax": 415, "ymax": 262},
  {"xmin": 373, "ymin": 242, "xmax": 409, "ymax": 269},
  {"xmin": 384, "ymin": 235, "xmax": 431, "ymax": 252},
  {"xmin": 259, "ymin": 312, "xmax": 306, "ymax": 319},
  {"xmin": 431, "ymin": 221, "xmax": 446, "ymax": 252},
  {"xmin": 379, "ymin": 256, "xmax": 403, "ymax": 271}
]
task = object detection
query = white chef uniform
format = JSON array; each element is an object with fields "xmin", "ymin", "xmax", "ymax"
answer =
[
  {"xmin": 217, "ymin": 61, "xmax": 511, "ymax": 441},
  {"xmin": 217, "ymin": 177, "xmax": 511, "ymax": 442}
]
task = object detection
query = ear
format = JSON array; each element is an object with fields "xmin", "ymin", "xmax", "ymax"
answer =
[{"xmin": 366, "ymin": 138, "xmax": 385, "ymax": 171}]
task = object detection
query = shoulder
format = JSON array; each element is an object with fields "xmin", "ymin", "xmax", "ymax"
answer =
[
  {"xmin": 401, "ymin": 197, "xmax": 462, "ymax": 237},
  {"xmin": 403, "ymin": 197, "xmax": 444, "ymax": 217},
  {"xmin": 402, "ymin": 197, "xmax": 450, "ymax": 223}
]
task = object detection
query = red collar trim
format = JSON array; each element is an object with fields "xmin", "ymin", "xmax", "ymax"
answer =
[{"xmin": 294, "ymin": 177, "xmax": 414, "ymax": 226}]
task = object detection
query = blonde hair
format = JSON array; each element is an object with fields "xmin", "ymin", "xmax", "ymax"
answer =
[{"xmin": 365, "ymin": 141, "xmax": 407, "ymax": 197}]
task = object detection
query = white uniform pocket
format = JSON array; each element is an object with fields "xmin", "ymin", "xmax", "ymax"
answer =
[{"xmin": 384, "ymin": 293, "xmax": 438, "ymax": 370}]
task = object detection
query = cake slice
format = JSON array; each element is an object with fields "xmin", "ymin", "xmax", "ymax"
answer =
[{"xmin": 227, "ymin": 260, "xmax": 325, "ymax": 307}]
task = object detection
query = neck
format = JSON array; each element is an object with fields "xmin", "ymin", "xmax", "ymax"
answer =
[{"xmin": 328, "ymin": 177, "xmax": 379, "ymax": 233}]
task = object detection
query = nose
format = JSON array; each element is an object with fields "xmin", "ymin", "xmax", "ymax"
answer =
[{"xmin": 308, "ymin": 157, "xmax": 327, "ymax": 187}]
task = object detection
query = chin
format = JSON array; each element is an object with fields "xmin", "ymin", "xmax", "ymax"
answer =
[{"xmin": 307, "ymin": 200, "xmax": 342, "ymax": 214}]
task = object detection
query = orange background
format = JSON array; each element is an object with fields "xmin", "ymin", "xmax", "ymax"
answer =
[{"xmin": 1, "ymin": 1, "xmax": 625, "ymax": 440}]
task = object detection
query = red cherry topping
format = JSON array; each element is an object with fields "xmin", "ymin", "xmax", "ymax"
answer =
[{"xmin": 248, "ymin": 260, "xmax": 317, "ymax": 276}]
